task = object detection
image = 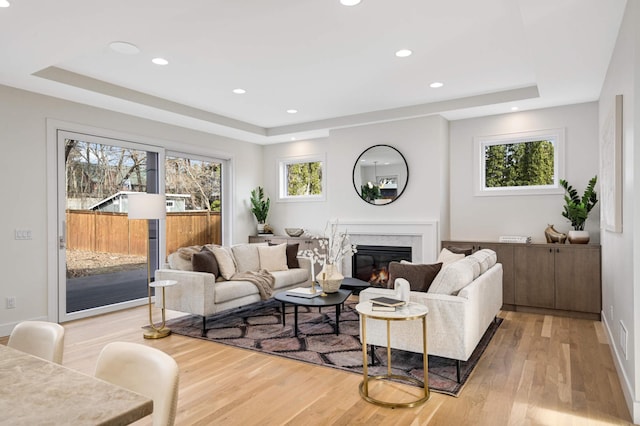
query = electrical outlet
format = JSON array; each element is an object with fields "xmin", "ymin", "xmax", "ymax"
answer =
[
  {"xmin": 14, "ymin": 229, "xmax": 32, "ymax": 240},
  {"xmin": 610, "ymin": 305, "xmax": 614, "ymax": 321},
  {"xmin": 6, "ymin": 296, "xmax": 16, "ymax": 309}
]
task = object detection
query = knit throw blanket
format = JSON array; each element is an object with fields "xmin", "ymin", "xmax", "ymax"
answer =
[{"xmin": 230, "ymin": 270, "xmax": 275, "ymax": 300}]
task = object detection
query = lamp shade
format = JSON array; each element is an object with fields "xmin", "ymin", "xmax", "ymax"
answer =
[{"xmin": 127, "ymin": 193, "xmax": 167, "ymax": 220}]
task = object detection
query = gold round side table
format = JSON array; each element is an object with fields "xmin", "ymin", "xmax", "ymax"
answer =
[
  {"xmin": 356, "ymin": 301, "xmax": 430, "ymax": 408},
  {"xmin": 144, "ymin": 279, "xmax": 177, "ymax": 339}
]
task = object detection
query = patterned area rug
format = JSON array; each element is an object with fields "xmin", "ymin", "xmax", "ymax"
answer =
[{"xmin": 165, "ymin": 299, "xmax": 502, "ymax": 397}]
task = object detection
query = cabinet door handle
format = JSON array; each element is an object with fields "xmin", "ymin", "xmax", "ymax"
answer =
[
  {"xmin": 556, "ymin": 248, "xmax": 560, "ymax": 253},
  {"xmin": 549, "ymin": 248, "xmax": 552, "ymax": 253}
]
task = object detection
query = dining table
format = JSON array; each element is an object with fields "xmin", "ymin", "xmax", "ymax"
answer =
[{"xmin": 0, "ymin": 344, "xmax": 153, "ymax": 425}]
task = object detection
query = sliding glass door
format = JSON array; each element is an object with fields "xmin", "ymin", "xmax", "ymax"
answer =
[
  {"xmin": 58, "ymin": 131, "xmax": 163, "ymax": 321},
  {"xmin": 165, "ymin": 152, "xmax": 223, "ymax": 251}
]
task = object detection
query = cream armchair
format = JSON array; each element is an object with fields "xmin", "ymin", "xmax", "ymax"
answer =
[{"xmin": 359, "ymin": 261, "xmax": 503, "ymax": 382}]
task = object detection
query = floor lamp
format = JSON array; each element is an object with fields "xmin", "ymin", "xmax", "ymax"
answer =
[{"xmin": 128, "ymin": 193, "xmax": 168, "ymax": 339}]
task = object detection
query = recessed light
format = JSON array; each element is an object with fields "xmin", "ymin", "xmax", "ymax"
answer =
[
  {"xmin": 109, "ymin": 41, "xmax": 140, "ymax": 55},
  {"xmin": 340, "ymin": 0, "xmax": 361, "ymax": 5},
  {"xmin": 152, "ymin": 57, "xmax": 169, "ymax": 65},
  {"xmin": 429, "ymin": 81, "xmax": 444, "ymax": 88},
  {"xmin": 232, "ymin": 88, "xmax": 246, "ymax": 94},
  {"xmin": 290, "ymin": 137, "xmax": 296, "ymax": 141},
  {"xmin": 395, "ymin": 49, "xmax": 412, "ymax": 58},
  {"xmin": 0, "ymin": 0, "xmax": 10, "ymax": 8},
  {"xmin": 511, "ymin": 106, "xmax": 519, "ymax": 111},
  {"xmin": 286, "ymin": 109, "xmax": 298, "ymax": 114}
]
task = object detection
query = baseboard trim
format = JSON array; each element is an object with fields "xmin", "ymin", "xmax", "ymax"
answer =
[
  {"xmin": 501, "ymin": 304, "xmax": 600, "ymax": 321},
  {"xmin": 602, "ymin": 310, "xmax": 640, "ymax": 423}
]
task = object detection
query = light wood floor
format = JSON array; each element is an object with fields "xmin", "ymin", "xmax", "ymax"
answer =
[{"xmin": 3, "ymin": 307, "xmax": 633, "ymax": 425}]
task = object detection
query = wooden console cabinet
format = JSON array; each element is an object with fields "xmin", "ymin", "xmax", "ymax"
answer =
[{"xmin": 441, "ymin": 241, "xmax": 601, "ymax": 320}]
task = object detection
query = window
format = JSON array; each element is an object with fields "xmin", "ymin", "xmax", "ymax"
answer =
[
  {"xmin": 278, "ymin": 154, "xmax": 326, "ymax": 202},
  {"xmin": 474, "ymin": 128, "xmax": 565, "ymax": 196}
]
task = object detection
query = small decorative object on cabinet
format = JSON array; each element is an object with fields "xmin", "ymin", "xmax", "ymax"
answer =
[
  {"xmin": 250, "ymin": 186, "xmax": 270, "ymax": 234},
  {"xmin": 544, "ymin": 224, "xmax": 567, "ymax": 244},
  {"xmin": 560, "ymin": 176, "xmax": 598, "ymax": 244},
  {"xmin": 284, "ymin": 227, "xmax": 304, "ymax": 237}
]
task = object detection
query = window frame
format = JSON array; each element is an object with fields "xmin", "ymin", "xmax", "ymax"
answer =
[
  {"xmin": 277, "ymin": 153, "xmax": 326, "ymax": 202},
  {"xmin": 473, "ymin": 128, "xmax": 565, "ymax": 197}
]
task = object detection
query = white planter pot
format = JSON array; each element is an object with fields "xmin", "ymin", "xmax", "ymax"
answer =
[
  {"xmin": 257, "ymin": 223, "xmax": 266, "ymax": 234},
  {"xmin": 568, "ymin": 230, "xmax": 590, "ymax": 244}
]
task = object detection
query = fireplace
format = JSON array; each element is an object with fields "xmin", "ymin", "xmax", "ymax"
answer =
[{"xmin": 352, "ymin": 245, "xmax": 412, "ymax": 287}]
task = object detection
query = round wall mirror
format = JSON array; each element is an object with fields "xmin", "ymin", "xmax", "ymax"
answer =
[{"xmin": 352, "ymin": 144, "xmax": 409, "ymax": 205}]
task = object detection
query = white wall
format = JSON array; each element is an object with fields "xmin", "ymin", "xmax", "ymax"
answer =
[
  {"xmin": 449, "ymin": 102, "xmax": 600, "ymax": 243},
  {"xmin": 0, "ymin": 84, "xmax": 263, "ymax": 333},
  {"xmin": 598, "ymin": 0, "xmax": 640, "ymax": 422},
  {"xmin": 262, "ymin": 115, "xmax": 449, "ymax": 247}
]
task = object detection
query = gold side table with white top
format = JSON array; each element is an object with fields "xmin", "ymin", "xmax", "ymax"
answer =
[
  {"xmin": 356, "ymin": 301, "xmax": 430, "ymax": 408},
  {"xmin": 144, "ymin": 279, "xmax": 177, "ymax": 339}
]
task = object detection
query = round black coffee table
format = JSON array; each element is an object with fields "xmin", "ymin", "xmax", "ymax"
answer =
[{"xmin": 274, "ymin": 288, "xmax": 352, "ymax": 337}]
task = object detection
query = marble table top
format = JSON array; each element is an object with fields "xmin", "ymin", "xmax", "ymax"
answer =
[
  {"xmin": 0, "ymin": 344, "xmax": 153, "ymax": 425},
  {"xmin": 355, "ymin": 301, "xmax": 429, "ymax": 320}
]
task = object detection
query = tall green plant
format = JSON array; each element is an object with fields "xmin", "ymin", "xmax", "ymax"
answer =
[
  {"xmin": 250, "ymin": 186, "xmax": 270, "ymax": 224},
  {"xmin": 560, "ymin": 176, "xmax": 598, "ymax": 231}
]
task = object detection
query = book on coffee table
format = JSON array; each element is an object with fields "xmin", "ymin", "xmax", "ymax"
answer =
[
  {"xmin": 286, "ymin": 286, "xmax": 323, "ymax": 298},
  {"xmin": 370, "ymin": 296, "xmax": 406, "ymax": 307},
  {"xmin": 371, "ymin": 305, "xmax": 396, "ymax": 312}
]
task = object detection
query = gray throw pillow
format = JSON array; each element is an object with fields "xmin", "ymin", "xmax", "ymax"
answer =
[{"xmin": 388, "ymin": 261, "xmax": 443, "ymax": 292}]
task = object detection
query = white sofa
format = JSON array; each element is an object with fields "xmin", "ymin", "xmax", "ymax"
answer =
[
  {"xmin": 358, "ymin": 249, "xmax": 503, "ymax": 382},
  {"xmin": 155, "ymin": 243, "xmax": 312, "ymax": 335}
]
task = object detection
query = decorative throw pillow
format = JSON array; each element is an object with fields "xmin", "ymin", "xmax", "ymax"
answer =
[
  {"xmin": 428, "ymin": 257, "xmax": 476, "ymax": 295},
  {"xmin": 191, "ymin": 246, "xmax": 219, "ymax": 277},
  {"xmin": 211, "ymin": 246, "xmax": 237, "ymax": 280},
  {"xmin": 231, "ymin": 243, "xmax": 262, "ymax": 272},
  {"xmin": 258, "ymin": 243, "xmax": 289, "ymax": 272},
  {"xmin": 446, "ymin": 246, "xmax": 473, "ymax": 256},
  {"xmin": 469, "ymin": 249, "xmax": 497, "ymax": 274},
  {"xmin": 167, "ymin": 252, "xmax": 193, "ymax": 271},
  {"xmin": 177, "ymin": 245, "xmax": 203, "ymax": 260},
  {"xmin": 436, "ymin": 248, "xmax": 465, "ymax": 267},
  {"xmin": 387, "ymin": 261, "xmax": 443, "ymax": 292},
  {"xmin": 269, "ymin": 242, "xmax": 300, "ymax": 269}
]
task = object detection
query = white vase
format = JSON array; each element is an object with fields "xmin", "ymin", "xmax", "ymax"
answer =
[
  {"xmin": 316, "ymin": 263, "xmax": 344, "ymax": 293},
  {"xmin": 257, "ymin": 223, "xmax": 266, "ymax": 234},
  {"xmin": 568, "ymin": 230, "xmax": 590, "ymax": 244}
]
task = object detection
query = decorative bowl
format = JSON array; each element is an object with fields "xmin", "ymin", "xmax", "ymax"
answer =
[{"xmin": 285, "ymin": 228, "xmax": 304, "ymax": 237}]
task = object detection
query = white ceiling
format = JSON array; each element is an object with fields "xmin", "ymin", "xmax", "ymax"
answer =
[{"xmin": 0, "ymin": 0, "xmax": 627, "ymax": 144}]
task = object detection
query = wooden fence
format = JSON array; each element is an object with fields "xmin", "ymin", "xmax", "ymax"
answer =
[{"xmin": 66, "ymin": 210, "xmax": 222, "ymax": 256}]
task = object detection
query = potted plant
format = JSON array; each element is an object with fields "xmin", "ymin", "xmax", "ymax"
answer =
[
  {"xmin": 360, "ymin": 182, "xmax": 381, "ymax": 203},
  {"xmin": 250, "ymin": 186, "xmax": 270, "ymax": 233},
  {"xmin": 560, "ymin": 176, "xmax": 598, "ymax": 244}
]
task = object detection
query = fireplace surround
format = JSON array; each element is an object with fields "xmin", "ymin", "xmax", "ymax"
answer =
[{"xmin": 337, "ymin": 221, "xmax": 439, "ymax": 278}]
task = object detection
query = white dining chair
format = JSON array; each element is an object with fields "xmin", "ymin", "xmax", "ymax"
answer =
[
  {"xmin": 95, "ymin": 342, "xmax": 179, "ymax": 426},
  {"xmin": 8, "ymin": 320, "xmax": 65, "ymax": 364}
]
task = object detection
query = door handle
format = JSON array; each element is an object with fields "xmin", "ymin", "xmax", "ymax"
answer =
[{"xmin": 59, "ymin": 220, "xmax": 66, "ymax": 249}]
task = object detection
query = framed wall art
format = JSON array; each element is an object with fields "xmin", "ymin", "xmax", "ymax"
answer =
[{"xmin": 600, "ymin": 94, "xmax": 623, "ymax": 233}]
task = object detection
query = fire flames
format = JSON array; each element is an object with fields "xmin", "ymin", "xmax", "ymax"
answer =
[{"xmin": 369, "ymin": 268, "xmax": 389, "ymax": 286}]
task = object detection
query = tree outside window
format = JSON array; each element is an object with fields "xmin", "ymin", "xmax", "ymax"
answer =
[
  {"xmin": 484, "ymin": 140, "xmax": 554, "ymax": 188},
  {"xmin": 475, "ymin": 128, "xmax": 565, "ymax": 196},
  {"xmin": 278, "ymin": 154, "xmax": 326, "ymax": 202}
]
